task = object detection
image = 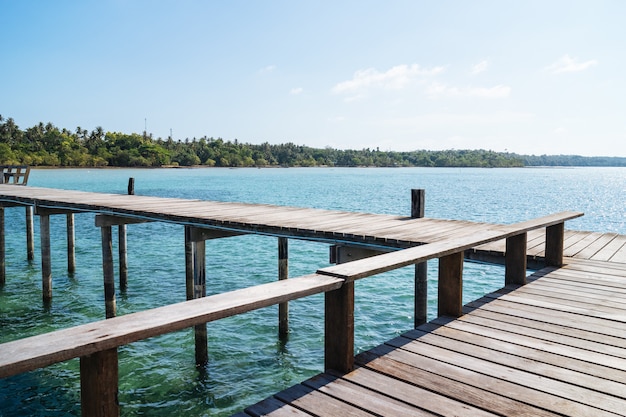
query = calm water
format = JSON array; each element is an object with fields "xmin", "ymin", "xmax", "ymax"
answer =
[{"xmin": 1, "ymin": 167, "xmax": 625, "ymax": 416}]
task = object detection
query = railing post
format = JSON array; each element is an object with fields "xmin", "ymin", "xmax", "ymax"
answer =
[
  {"xmin": 67, "ymin": 213, "xmax": 76, "ymax": 275},
  {"xmin": 101, "ymin": 225, "xmax": 116, "ymax": 319},
  {"xmin": 505, "ymin": 233, "xmax": 527, "ymax": 285},
  {"xmin": 278, "ymin": 237, "xmax": 289, "ymax": 337},
  {"xmin": 411, "ymin": 189, "xmax": 428, "ymax": 326},
  {"xmin": 80, "ymin": 348, "xmax": 119, "ymax": 417},
  {"xmin": 545, "ymin": 222, "xmax": 565, "ymax": 267},
  {"xmin": 438, "ymin": 251, "xmax": 463, "ymax": 317},
  {"xmin": 324, "ymin": 280, "xmax": 354, "ymax": 373},
  {"xmin": 40, "ymin": 211, "xmax": 52, "ymax": 303},
  {"xmin": 26, "ymin": 206, "xmax": 35, "ymax": 261}
]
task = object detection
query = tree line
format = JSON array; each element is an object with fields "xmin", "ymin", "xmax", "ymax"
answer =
[{"xmin": 1, "ymin": 116, "xmax": 622, "ymax": 168}]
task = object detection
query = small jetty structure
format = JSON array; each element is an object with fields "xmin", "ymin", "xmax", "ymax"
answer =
[{"xmin": 1, "ymin": 179, "xmax": 626, "ymax": 416}]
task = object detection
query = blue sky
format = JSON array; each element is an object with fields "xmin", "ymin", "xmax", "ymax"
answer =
[{"xmin": 2, "ymin": 0, "xmax": 625, "ymax": 156}]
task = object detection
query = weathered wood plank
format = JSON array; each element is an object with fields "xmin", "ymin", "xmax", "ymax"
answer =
[{"xmin": 0, "ymin": 273, "xmax": 343, "ymax": 378}]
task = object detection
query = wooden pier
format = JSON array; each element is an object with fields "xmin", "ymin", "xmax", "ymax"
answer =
[{"xmin": 1, "ymin": 183, "xmax": 626, "ymax": 416}]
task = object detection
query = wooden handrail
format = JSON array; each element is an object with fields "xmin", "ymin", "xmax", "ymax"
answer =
[
  {"xmin": 317, "ymin": 211, "xmax": 583, "ymax": 281},
  {"xmin": 0, "ymin": 165, "xmax": 30, "ymax": 185},
  {"xmin": 0, "ymin": 273, "xmax": 343, "ymax": 378}
]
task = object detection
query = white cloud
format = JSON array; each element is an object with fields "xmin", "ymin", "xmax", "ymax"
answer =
[
  {"xmin": 554, "ymin": 127, "xmax": 567, "ymax": 134},
  {"xmin": 290, "ymin": 87, "xmax": 303, "ymax": 95},
  {"xmin": 332, "ymin": 64, "xmax": 444, "ymax": 95},
  {"xmin": 471, "ymin": 60, "xmax": 489, "ymax": 74},
  {"xmin": 546, "ymin": 54, "xmax": 598, "ymax": 74},
  {"xmin": 426, "ymin": 82, "xmax": 511, "ymax": 99},
  {"xmin": 260, "ymin": 65, "xmax": 276, "ymax": 73}
]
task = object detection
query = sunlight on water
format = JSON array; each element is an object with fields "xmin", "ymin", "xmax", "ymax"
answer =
[{"xmin": 1, "ymin": 167, "xmax": 624, "ymax": 416}]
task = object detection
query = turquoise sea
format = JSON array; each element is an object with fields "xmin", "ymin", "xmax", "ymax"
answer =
[{"xmin": 1, "ymin": 167, "xmax": 625, "ymax": 416}]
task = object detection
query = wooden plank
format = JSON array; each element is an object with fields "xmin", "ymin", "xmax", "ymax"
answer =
[
  {"xmin": 362, "ymin": 343, "xmax": 609, "ymax": 417},
  {"xmin": 273, "ymin": 383, "xmax": 374, "ymax": 417},
  {"xmin": 386, "ymin": 334, "xmax": 626, "ymax": 414},
  {"xmin": 0, "ymin": 273, "xmax": 344, "ymax": 378},
  {"xmin": 356, "ymin": 349, "xmax": 562, "ymax": 417},
  {"xmin": 433, "ymin": 315, "xmax": 626, "ymax": 372},
  {"xmin": 326, "ymin": 367, "xmax": 500, "ymax": 417},
  {"xmin": 244, "ymin": 396, "xmax": 313, "ymax": 416},
  {"xmin": 404, "ymin": 325, "xmax": 626, "ymax": 398},
  {"xmin": 302, "ymin": 373, "xmax": 438, "ymax": 416}
]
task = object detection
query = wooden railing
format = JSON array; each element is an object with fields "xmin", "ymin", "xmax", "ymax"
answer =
[
  {"xmin": 0, "ymin": 211, "xmax": 583, "ymax": 417},
  {"xmin": 0, "ymin": 165, "xmax": 30, "ymax": 185}
]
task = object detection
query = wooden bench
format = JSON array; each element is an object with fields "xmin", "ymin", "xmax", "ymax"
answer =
[
  {"xmin": 0, "ymin": 165, "xmax": 30, "ymax": 185},
  {"xmin": 0, "ymin": 210, "xmax": 583, "ymax": 417}
]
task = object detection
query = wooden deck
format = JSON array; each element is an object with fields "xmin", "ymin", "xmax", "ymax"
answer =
[{"xmin": 240, "ymin": 257, "xmax": 626, "ymax": 417}]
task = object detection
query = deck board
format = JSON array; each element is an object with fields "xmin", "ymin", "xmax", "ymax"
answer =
[{"xmin": 241, "ymin": 259, "xmax": 626, "ymax": 416}]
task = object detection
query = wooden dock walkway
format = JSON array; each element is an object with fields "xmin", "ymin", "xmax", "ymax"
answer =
[
  {"xmin": 2, "ymin": 184, "xmax": 626, "ymax": 416},
  {"xmin": 239, "ymin": 257, "xmax": 626, "ymax": 417}
]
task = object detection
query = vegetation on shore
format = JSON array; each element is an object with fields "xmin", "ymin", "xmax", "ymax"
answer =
[{"xmin": 1, "ymin": 116, "xmax": 624, "ymax": 168}]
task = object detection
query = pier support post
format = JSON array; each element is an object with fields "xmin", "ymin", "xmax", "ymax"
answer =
[
  {"xmin": 505, "ymin": 233, "xmax": 527, "ymax": 285},
  {"xmin": 184, "ymin": 226, "xmax": 208, "ymax": 367},
  {"xmin": 193, "ymin": 239, "xmax": 207, "ymax": 366},
  {"xmin": 67, "ymin": 213, "xmax": 76, "ymax": 275},
  {"xmin": 545, "ymin": 222, "xmax": 565, "ymax": 267},
  {"xmin": 26, "ymin": 206, "xmax": 34, "ymax": 261},
  {"xmin": 101, "ymin": 225, "xmax": 116, "ymax": 319},
  {"xmin": 438, "ymin": 251, "xmax": 463, "ymax": 317},
  {"xmin": 80, "ymin": 348, "xmax": 119, "ymax": 417},
  {"xmin": 411, "ymin": 189, "xmax": 428, "ymax": 326},
  {"xmin": 0, "ymin": 207, "xmax": 4, "ymax": 287},
  {"xmin": 118, "ymin": 225, "xmax": 128, "ymax": 291},
  {"xmin": 40, "ymin": 212, "xmax": 52, "ymax": 303},
  {"xmin": 278, "ymin": 237, "xmax": 289, "ymax": 337}
]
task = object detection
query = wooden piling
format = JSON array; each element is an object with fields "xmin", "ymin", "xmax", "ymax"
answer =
[
  {"xmin": 505, "ymin": 232, "xmax": 527, "ymax": 285},
  {"xmin": 411, "ymin": 189, "xmax": 428, "ymax": 326},
  {"xmin": 26, "ymin": 206, "xmax": 34, "ymax": 261},
  {"xmin": 118, "ymin": 225, "xmax": 128, "ymax": 291},
  {"xmin": 437, "ymin": 251, "xmax": 463, "ymax": 317},
  {"xmin": 0, "ymin": 207, "xmax": 4, "ymax": 287},
  {"xmin": 67, "ymin": 213, "xmax": 76, "ymax": 274},
  {"xmin": 193, "ymin": 239, "xmax": 208, "ymax": 366},
  {"xmin": 184, "ymin": 226, "xmax": 194, "ymax": 301},
  {"xmin": 40, "ymin": 212, "xmax": 52, "ymax": 302},
  {"xmin": 278, "ymin": 237, "xmax": 289, "ymax": 337},
  {"xmin": 80, "ymin": 348, "xmax": 119, "ymax": 417},
  {"xmin": 101, "ymin": 226, "xmax": 116, "ymax": 319}
]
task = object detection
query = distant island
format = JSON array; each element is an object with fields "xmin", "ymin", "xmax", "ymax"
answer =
[{"xmin": 1, "ymin": 116, "xmax": 625, "ymax": 168}]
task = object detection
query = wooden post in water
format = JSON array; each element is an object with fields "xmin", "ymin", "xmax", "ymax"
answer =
[
  {"xmin": 80, "ymin": 348, "xmax": 119, "ymax": 417},
  {"xmin": 193, "ymin": 238, "xmax": 208, "ymax": 366},
  {"xmin": 40, "ymin": 212, "xmax": 52, "ymax": 302},
  {"xmin": 545, "ymin": 222, "xmax": 565, "ymax": 267},
  {"xmin": 101, "ymin": 225, "xmax": 116, "ymax": 319},
  {"xmin": 26, "ymin": 206, "xmax": 34, "ymax": 261},
  {"xmin": 118, "ymin": 226, "xmax": 128, "ymax": 291},
  {"xmin": 438, "ymin": 251, "xmax": 463, "ymax": 317},
  {"xmin": 411, "ymin": 189, "xmax": 428, "ymax": 326},
  {"xmin": 127, "ymin": 177, "xmax": 135, "ymax": 196},
  {"xmin": 278, "ymin": 237, "xmax": 289, "ymax": 337},
  {"xmin": 184, "ymin": 226, "xmax": 208, "ymax": 367},
  {"xmin": 505, "ymin": 233, "xmax": 527, "ymax": 285},
  {"xmin": 67, "ymin": 213, "xmax": 76, "ymax": 275},
  {"xmin": 0, "ymin": 207, "xmax": 4, "ymax": 287}
]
